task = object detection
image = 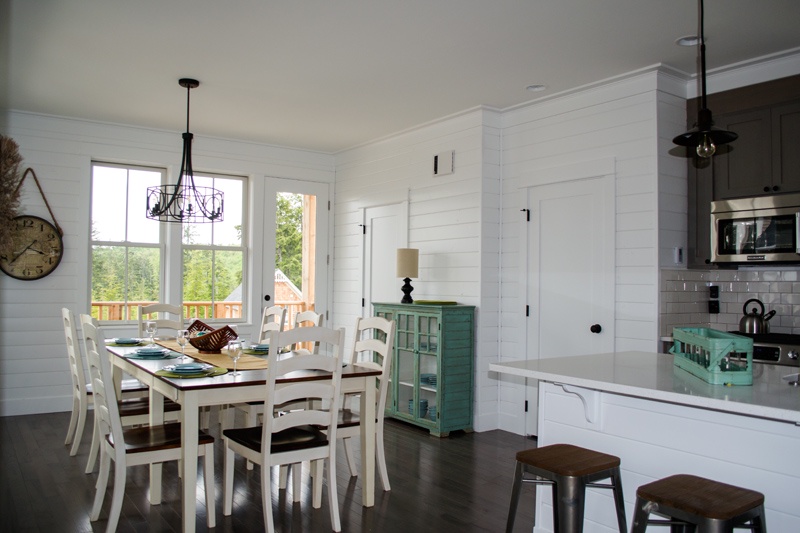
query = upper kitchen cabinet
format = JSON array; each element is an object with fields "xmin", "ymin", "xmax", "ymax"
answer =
[{"xmin": 713, "ymin": 102, "xmax": 800, "ymax": 199}]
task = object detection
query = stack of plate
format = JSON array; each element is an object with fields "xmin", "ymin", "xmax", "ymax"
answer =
[
  {"xmin": 420, "ymin": 373, "xmax": 437, "ymax": 386},
  {"xmin": 164, "ymin": 362, "xmax": 213, "ymax": 375},
  {"xmin": 114, "ymin": 338, "xmax": 141, "ymax": 346},
  {"xmin": 133, "ymin": 347, "xmax": 170, "ymax": 358},
  {"xmin": 250, "ymin": 344, "xmax": 269, "ymax": 353}
]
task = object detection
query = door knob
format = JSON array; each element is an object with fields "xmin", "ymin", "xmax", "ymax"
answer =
[
  {"xmin": 590, "ymin": 324, "xmax": 602, "ymax": 334},
  {"xmin": 264, "ymin": 294, "xmax": 271, "ymax": 302}
]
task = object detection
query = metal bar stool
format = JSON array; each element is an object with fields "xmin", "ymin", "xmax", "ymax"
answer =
[
  {"xmin": 631, "ymin": 474, "xmax": 767, "ymax": 532},
  {"xmin": 506, "ymin": 443, "xmax": 627, "ymax": 533}
]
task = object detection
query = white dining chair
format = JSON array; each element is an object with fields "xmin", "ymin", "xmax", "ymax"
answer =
[
  {"xmin": 292, "ymin": 309, "xmax": 324, "ymax": 354},
  {"xmin": 222, "ymin": 326, "xmax": 345, "ymax": 533},
  {"xmin": 79, "ymin": 313, "xmax": 181, "ymax": 474},
  {"xmin": 82, "ymin": 317, "xmax": 216, "ymax": 533},
  {"xmin": 137, "ymin": 303, "xmax": 183, "ymax": 338},
  {"xmin": 257, "ymin": 305, "xmax": 287, "ymax": 343},
  {"xmin": 335, "ymin": 315, "xmax": 395, "ymax": 490},
  {"xmin": 62, "ymin": 308, "xmax": 150, "ymax": 458}
]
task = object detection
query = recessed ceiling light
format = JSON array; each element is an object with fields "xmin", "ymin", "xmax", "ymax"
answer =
[
  {"xmin": 526, "ymin": 84, "xmax": 547, "ymax": 92},
  {"xmin": 676, "ymin": 35, "xmax": 700, "ymax": 46}
]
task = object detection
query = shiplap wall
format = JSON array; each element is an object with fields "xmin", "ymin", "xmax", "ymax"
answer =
[
  {"xmin": 332, "ymin": 108, "xmax": 503, "ymax": 431},
  {"xmin": 0, "ymin": 111, "xmax": 334, "ymax": 416},
  {"xmin": 494, "ymin": 69, "xmax": 688, "ymax": 433}
]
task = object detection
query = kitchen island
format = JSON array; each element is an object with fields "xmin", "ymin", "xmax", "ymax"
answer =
[{"xmin": 490, "ymin": 352, "xmax": 800, "ymax": 532}]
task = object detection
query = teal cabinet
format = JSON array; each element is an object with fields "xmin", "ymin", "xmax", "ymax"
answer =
[{"xmin": 373, "ymin": 303, "xmax": 475, "ymax": 437}]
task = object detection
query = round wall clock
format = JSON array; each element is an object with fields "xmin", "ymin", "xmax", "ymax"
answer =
[{"xmin": 0, "ymin": 215, "xmax": 64, "ymax": 280}]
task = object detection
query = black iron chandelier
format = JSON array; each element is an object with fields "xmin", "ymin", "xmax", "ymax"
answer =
[
  {"xmin": 146, "ymin": 78, "xmax": 223, "ymax": 223},
  {"xmin": 672, "ymin": 0, "xmax": 737, "ymax": 158}
]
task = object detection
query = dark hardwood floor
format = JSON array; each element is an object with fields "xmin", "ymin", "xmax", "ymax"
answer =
[{"xmin": 0, "ymin": 412, "xmax": 536, "ymax": 532}]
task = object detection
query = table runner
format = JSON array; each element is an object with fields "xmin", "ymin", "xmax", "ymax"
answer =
[{"xmin": 156, "ymin": 339, "xmax": 268, "ymax": 370}]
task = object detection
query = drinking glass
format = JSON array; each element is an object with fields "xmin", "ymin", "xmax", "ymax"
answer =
[
  {"xmin": 145, "ymin": 321, "xmax": 158, "ymax": 347},
  {"xmin": 177, "ymin": 329, "xmax": 190, "ymax": 361},
  {"xmin": 227, "ymin": 339, "xmax": 243, "ymax": 376}
]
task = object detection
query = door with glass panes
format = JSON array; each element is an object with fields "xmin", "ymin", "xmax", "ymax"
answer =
[{"xmin": 394, "ymin": 311, "xmax": 438, "ymax": 422}]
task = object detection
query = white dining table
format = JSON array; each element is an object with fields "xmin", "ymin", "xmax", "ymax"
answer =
[{"xmin": 107, "ymin": 343, "xmax": 380, "ymax": 533}]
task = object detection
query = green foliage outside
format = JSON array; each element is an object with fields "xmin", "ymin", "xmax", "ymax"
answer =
[
  {"xmin": 276, "ymin": 193, "xmax": 303, "ymax": 290},
  {"xmin": 91, "ymin": 193, "xmax": 304, "ymax": 319}
]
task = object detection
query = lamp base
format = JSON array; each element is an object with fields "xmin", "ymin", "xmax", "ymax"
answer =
[{"xmin": 400, "ymin": 278, "xmax": 414, "ymax": 304}]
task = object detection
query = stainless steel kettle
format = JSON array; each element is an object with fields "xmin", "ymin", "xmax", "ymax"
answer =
[{"xmin": 739, "ymin": 298, "xmax": 776, "ymax": 334}]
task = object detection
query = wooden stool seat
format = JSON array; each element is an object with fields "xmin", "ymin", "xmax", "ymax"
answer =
[
  {"xmin": 632, "ymin": 474, "xmax": 767, "ymax": 532},
  {"xmin": 506, "ymin": 443, "xmax": 627, "ymax": 532}
]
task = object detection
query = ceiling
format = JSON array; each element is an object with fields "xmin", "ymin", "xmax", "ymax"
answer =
[{"xmin": 3, "ymin": 0, "xmax": 800, "ymax": 153}]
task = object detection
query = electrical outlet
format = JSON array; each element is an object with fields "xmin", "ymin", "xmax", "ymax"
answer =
[
  {"xmin": 709, "ymin": 285, "xmax": 719, "ymax": 298},
  {"xmin": 708, "ymin": 300, "xmax": 720, "ymax": 314}
]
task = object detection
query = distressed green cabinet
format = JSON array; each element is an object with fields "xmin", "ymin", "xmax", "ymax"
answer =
[{"xmin": 373, "ymin": 303, "xmax": 475, "ymax": 437}]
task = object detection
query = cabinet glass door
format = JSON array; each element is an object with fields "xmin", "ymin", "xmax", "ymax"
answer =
[
  {"xmin": 418, "ymin": 314, "xmax": 438, "ymax": 423},
  {"xmin": 395, "ymin": 312, "xmax": 416, "ymax": 417}
]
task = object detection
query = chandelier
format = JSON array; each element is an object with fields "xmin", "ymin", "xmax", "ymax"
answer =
[{"xmin": 146, "ymin": 78, "xmax": 223, "ymax": 223}]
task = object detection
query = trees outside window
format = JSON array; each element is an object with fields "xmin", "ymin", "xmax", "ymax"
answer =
[{"xmin": 90, "ymin": 162, "xmax": 246, "ymax": 322}]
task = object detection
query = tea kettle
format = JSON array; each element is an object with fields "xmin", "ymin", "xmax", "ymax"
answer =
[{"xmin": 739, "ymin": 298, "xmax": 776, "ymax": 334}]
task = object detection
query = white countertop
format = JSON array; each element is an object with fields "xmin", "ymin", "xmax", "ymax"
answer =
[{"xmin": 490, "ymin": 351, "xmax": 800, "ymax": 424}]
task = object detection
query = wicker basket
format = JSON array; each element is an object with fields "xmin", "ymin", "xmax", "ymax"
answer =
[{"xmin": 187, "ymin": 319, "xmax": 238, "ymax": 354}]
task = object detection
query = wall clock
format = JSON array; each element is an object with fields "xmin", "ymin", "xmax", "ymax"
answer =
[{"xmin": 0, "ymin": 215, "xmax": 64, "ymax": 280}]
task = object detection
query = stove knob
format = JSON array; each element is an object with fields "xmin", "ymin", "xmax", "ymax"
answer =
[{"xmin": 789, "ymin": 350, "xmax": 799, "ymax": 360}]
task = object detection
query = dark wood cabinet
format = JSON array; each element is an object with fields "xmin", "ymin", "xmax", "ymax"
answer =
[
  {"xmin": 684, "ymin": 75, "xmax": 800, "ymax": 268},
  {"xmin": 713, "ymin": 108, "xmax": 773, "ymax": 199},
  {"xmin": 773, "ymin": 101, "xmax": 800, "ymax": 193}
]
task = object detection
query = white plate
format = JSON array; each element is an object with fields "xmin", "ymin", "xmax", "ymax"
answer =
[{"xmin": 165, "ymin": 363, "xmax": 212, "ymax": 373}]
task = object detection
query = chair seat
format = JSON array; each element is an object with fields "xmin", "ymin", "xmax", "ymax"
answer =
[
  {"xmin": 86, "ymin": 378, "xmax": 148, "ymax": 395},
  {"xmin": 107, "ymin": 423, "xmax": 214, "ymax": 453},
  {"xmin": 223, "ymin": 425, "xmax": 329, "ymax": 454},
  {"xmin": 335, "ymin": 408, "xmax": 379, "ymax": 428},
  {"xmin": 516, "ymin": 443, "xmax": 620, "ymax": 477},
  {"xmin": 636, "ymin": 474, "xmax": 765, "ymax": 521},
  {"xmin": 118, "ymin": 397, "xmax": 181, "ymax": 418}
]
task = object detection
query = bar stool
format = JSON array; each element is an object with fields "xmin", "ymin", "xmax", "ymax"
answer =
[
  {"xmin": 506, "ymin": 443, "xmax": 627, "ymax": 533},
  {"xmin": 631, "ymin": 474, "xmax": 767, "ymax": 532}
]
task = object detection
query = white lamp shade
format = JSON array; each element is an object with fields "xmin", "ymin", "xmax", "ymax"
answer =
[{"xmin": 396, "ymin": 248, "xmax": 419, "ymax": 278}]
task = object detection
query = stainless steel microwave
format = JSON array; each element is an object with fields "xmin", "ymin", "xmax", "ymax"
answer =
[{"xmin": 711, "ymin": 193, "xmax": 800, "ymax": 263}]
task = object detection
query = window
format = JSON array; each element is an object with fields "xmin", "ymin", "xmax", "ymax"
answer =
[{"xmin": 90, "ymin": 162, "xmax": 247, "ymax": 323}]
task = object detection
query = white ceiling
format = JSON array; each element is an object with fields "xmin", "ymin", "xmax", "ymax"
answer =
[{"xmin": 3, "ymin": 0, "xmax": 800, "ymax": 153}]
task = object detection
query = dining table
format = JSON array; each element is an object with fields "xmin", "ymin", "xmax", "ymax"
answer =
[{"xmin": 106, "ymin": 339, "xmax": 381, "ymax": 533}]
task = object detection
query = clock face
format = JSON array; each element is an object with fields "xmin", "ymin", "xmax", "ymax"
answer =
[{"xmin": 0, "ymin": 215, "xmax": 64, "ymax": 280}]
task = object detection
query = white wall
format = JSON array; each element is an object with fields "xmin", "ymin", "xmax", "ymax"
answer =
[
  {"xmin": 494, "ymin": 69, "xmax": 688, "ymax": 433},
  {"xmin": 332, "ymin": 108, "xmax": 502, "ymax": 432},
  {"xmin": 0, "ymin": 110, "xmax": 334, "ymax": 416}
]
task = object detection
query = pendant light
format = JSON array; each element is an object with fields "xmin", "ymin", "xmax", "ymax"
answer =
[
  {"xmin": 146, "ymin": 78, "xmax": 223, "ymax": 223},
  {"xmin": 672, "ymin": 0, "xmax": 737, "ymax": 158}
]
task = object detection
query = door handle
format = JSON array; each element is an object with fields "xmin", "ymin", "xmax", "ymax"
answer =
[
  {"xmin": 590, "ymin": 324, "xmax": 602, "ymax": 334},
  {"xmin": 264, "ymin": 294, "xmax": 271, "ymax": 302}
]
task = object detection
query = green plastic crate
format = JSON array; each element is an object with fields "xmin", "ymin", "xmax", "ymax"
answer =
[{"xmin": 670, "ymin": 327, "xmax": 753, "ymax": 386}]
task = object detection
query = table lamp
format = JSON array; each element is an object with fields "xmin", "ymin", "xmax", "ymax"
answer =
[{"xmin": 396, "ymin": 248, "xmax": 419, "ymax": 303}]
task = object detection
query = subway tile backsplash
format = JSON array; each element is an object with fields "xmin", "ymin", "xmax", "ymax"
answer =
[{"xmin": 660, "ymin": 268, "xmax": 800, "ymax": 337}]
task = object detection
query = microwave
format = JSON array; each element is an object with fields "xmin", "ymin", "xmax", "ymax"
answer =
[{"xmin": 710, "ymin": 193, "xmax": 800, "ymax": 264}]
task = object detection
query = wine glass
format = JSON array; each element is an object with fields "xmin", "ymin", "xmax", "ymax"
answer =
[
  {"xmin": 145, "ymin": 321, "xmax": 158, "ymax": 347},
  {"xmin": 177, "ymin": 329, "xmax": 190, "ymax": 361},
  {"xmin": 227, "ymin": 339, "xmax": 243, "ymax": 376}
]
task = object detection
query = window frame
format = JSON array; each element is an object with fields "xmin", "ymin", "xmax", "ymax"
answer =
[{"xmin": 89, "ymin": 161, "xmax": 248, "ymax": 325}]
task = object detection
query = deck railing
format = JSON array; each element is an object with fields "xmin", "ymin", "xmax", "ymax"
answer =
[{"xmin": 92, "ymin": 301, "xmax": 310, "ymax": 325}]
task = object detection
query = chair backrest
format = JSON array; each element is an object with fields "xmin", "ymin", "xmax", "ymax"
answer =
[
  {"xmin": 292, "ymin": 310, "xmax": 324, "ymax": 353},
  {"xmin": 261, "ymin": 326, "xmax": 345, "ymax": 459},
  {"xmin": 258, "ymin": 305, "xmax": 287, "ymax": 343},
  {"xmin": 62, "ymin": 308, "xmax": 87, "ymax": 397},
  {"xmin": 138, "ymin": 303, "xmax": 183, "ymax": 337},
  {"xmin": 80, "ymin": 314, "xmax": 125, "ymax": 460},
  {"xmin": 348, "ymin": 316, "xmax": 396, "ymax": 416}
]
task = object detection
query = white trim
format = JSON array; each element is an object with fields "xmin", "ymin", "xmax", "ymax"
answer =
[{"xmin": 519, "ymin": 157, "xmax": 616, "ymax": 189}]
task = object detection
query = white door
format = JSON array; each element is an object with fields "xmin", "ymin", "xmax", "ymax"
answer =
[
  {"xmin": 524, "ymin": 175, "xmax": 615, "ymax": 435},
  {"xmin": 362, "ymin": 202, "xmax": 408, "ymax": 315},
  {"xmin": 259, "ymin": 179, "xmax": 330, "ymax": 328}
]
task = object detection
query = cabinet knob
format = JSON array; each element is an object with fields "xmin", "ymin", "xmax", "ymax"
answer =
[
  {"xmin": 590, "ymin": 324, "xmax": 602, "ymax": 334},
  {"xmin": 773, "ymin": 186, "xmax": 780, "ymax": 192},
  {"xmin": 764, "ymin": 186, "xmax": 770, "ymax": 192}
]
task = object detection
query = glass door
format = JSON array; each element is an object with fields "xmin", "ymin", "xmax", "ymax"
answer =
[
  {"xmin": 395, "ymin": 311, "xmax": 416, "ymax": 418},
  {"xmin": 258, "ymin": 179, "xmax": 329, "ymax": 336},
  {"xmin": 418, "ymin": 314, "xmax": 439, "ymax": 423}
]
